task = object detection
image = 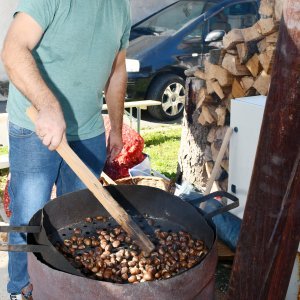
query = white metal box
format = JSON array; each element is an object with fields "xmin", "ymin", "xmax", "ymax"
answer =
[{"xmin": 228, "ymin": 95, "xmax": 266, "ymax": 219}]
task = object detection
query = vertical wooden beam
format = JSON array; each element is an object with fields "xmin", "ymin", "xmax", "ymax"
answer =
[{"xmin": 227, "ymin": 1, "xmax": 300, "ymax": 299}]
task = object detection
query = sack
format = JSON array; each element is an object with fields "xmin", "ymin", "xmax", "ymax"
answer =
[
  {"xmin": 103, "ymin": 116, "xmax": 146, "ymax": 180},
  {"xmin": 3, "ymin": 178, "xmax": 11, "ymax": 218}
]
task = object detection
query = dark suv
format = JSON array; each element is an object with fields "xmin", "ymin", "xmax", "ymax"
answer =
[{"xmin": 126, "ymin": 0, "xmax": 259, "ymax": 120}]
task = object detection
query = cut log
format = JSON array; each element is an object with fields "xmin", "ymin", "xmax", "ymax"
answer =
[
  {"xmin": 196, "ymin": 87, "xmax": 213, "ymax": 109},
  {"xmin": 258, "ymin": 46, "xmax": 276, "ymax": 73},
  {"xmin": 240, "ymin": 76, "xmax": 255, "ymax": 91},
  {"xmin": 223, "ymin": 29, "xmax": 244, "ymax": 49},
  {"xmin": 204, "ymin": 61, "xmax": 233, "ymax": 87},
  {"xmin": 222, "ymin": 53, "xmax": 251, "ymax": 76},
  {"xmin": 257, "ymin": 32, "xmax": 278, "ymax": 53},
  {"xmin": 258, "ymin": 18, "xmax": 279, "ymax": 35},
  {"xmin": 206, "ymin": 79, "xmax": 215, "ymax": 94},
  {"xmin": 246, "ymin": 54, "xmax": 262, "ymax": 77},
  {"xmin": 226, "ymin": 49, "xmax": 238, "ymax": 55},
  {"xmin": 257, "ymin": 38, "xmax": 268, "ymax": 53},
  {"xmin": 253, "ymin": 70, "xmax": 271, "ymax": 95},
  {"xmin": 211, "ymin": 80, "xmax": 225, "ymax": 99},
  {"xmin": 266, "ymin": 31, "xmax": 279, "ymax": 43},
  {"xmin": 223, "ymin": 96, "xmax": 231, "ymax": 112},
  {"xmin": 241, "ymin": 22, "xmax": 264, "ymax": 43},
  {"xmin": 232, "ymin": 78, "xmax": 246, "ymax": 98},
  {"xmin": 194, "ymin": 70, "xmax": 206, "ymax": 80},
  {"xmin": 202, "ymin": 105, "xmax": 216, "ymax": 124},
  {"xmin": 236, "ymin": 41, "xmax": 258, "ymax": 64},
  {"xmin": 215, "ymin": 106, "xmax": 227, "ymax": 126},
  {"xmin": 245, "ymin": 87, "xmax": 257, "ymax": 96},
  {"xmin": 198, "ymin": 111, "xmax": 206, "ymax": 125},
  {"xmin": 259, "ymin": 0, "xmax": 274, "ymax": 17},
  {"xmin": 274, "ymin": 0, "xmax": 284, "ymax": 21},
  {"xmin": 236, "ymin": 43, "xmax": 248, "ymax": 64},
  {"xmin": 207, "ymin": 127, "xmax": 217, "ymax": 144}
]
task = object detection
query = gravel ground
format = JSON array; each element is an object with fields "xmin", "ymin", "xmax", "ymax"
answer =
[{"xmin": 0, "ymin": 228, "xmax": 8, "ymax": 300}]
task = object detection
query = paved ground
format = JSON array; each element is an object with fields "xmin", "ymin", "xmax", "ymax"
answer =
[{"xmin": 0, "ymin": 225, "xmax": 8, "ymax": 300}]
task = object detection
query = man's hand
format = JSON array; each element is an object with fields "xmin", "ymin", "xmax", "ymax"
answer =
[
  {"xmin": 107, "ymin": 131, "xmax": 123, "ymax": 162},
  {"xmin": 36, "ymin": 103, "xmax": 66, "ymax": 151}
]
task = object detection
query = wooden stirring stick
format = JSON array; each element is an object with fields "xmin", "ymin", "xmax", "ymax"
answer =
[{"xmin": 26, "ymin": 106, "xmax": 155, "ymax": 255}]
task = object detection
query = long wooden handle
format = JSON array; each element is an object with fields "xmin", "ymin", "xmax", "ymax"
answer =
[
  {"xmin": 204, "ymin": 127, "xmax": 233, "ymax": 194},
  {"xmin": 27, "ymin": 106, "xmax": 155, "ymax": 255},
  {"xmin": 100, "ymin": 172, "xmax": 117, "ymax": 185}
]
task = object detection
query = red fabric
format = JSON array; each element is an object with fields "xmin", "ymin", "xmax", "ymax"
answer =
[
  {"xmin": 103, "ymin": 116, "xmax": 145, "ymax": 180},
  {"xmin": 3, "ymin": 179, "xmax": 11, "ymax": 218}
]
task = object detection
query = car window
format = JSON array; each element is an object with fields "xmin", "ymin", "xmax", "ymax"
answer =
[
  {"xmin": 133, "ymin": 1, "xmax": 206, "ymax": 36},
  {"xmin": 183, "ymin": 23, "xmax": 205, "ymax": 42},
  {"xmin": 208, "ymin": 10, "xmax": 232, "ymax": 33},
  {"xmin": 223, "ymin": 2, "xmax": 258, "ymax": 29}
]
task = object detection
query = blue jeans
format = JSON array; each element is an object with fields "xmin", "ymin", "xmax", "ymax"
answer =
[
  {"xmin": 202, "ymin": 199, "xmax": 241, "ymax": 251},
  {"xmin": 7, "ymin": 122, "xmax": 107, "ymax": 294}
]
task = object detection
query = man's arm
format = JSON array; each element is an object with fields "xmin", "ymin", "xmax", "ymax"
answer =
[
  {"xmin": 104, "ymin": 49, "xmax": 127, "ymax": 162},
  {"xmin": 1, "ymin": 12, "xmax": 65, "ymax": 150}
]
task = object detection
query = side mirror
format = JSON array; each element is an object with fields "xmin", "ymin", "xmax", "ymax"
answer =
[{"xmin": 205, "ymin": 30, "xmax": 225, "ymax": 43}]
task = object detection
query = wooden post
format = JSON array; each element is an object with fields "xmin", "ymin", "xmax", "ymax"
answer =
[{"xmin": 227, "ymin": 1, "xmax": 300, "ymax": 299}]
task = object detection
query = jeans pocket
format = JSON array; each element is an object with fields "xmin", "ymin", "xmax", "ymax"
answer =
[{"xmin": 9, "ymin": 122, "xmax": 34, "ymax": 138}]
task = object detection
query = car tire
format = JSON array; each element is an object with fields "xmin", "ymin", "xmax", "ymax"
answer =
[{"xmin": 147, "ymin": 74, "xmax": 185, "ymax": 121}]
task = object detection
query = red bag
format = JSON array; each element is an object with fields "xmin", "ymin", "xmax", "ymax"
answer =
[
  {"xmin": 4, "ymin": 178, "xmax": 11, "ymax": 218},
  {"xmin": 103, "ymin": 116, "xmax": 145, "ymax": 180}
]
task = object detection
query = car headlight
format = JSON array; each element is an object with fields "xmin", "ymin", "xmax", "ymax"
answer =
[{"xmin": 126, "ymin": 59, "xmax": 140, "ymax": 72}]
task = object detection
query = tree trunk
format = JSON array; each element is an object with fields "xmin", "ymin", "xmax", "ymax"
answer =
[{"xmin": 177, "ymin": 77, "xmax": 210, "ymax": 189}]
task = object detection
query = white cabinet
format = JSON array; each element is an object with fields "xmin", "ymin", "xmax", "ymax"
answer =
[{"xmin": 229, "ymin": 95, "xmax": 266, "ymax": 219}]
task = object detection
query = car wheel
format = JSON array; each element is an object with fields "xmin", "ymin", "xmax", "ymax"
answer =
[{"xmin": 147, "ymin": 74, "xmax": 185, "ymax": 121}]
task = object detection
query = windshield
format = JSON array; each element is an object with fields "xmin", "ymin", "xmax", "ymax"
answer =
[{"xmin": 133, "ymin": 1, "xmax": 206, "ymax": 36}]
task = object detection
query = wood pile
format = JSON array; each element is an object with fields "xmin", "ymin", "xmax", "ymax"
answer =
[
  {"xmin": 178, "ymin": 0, "xmax": 282, "ymax": 191},
  {"xmin": 187, "ymin": 0, "xmax": 280, "ymax": 127}
]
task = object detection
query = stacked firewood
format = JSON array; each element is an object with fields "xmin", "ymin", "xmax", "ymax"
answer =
[
  {"xmin": 178, "ymin": 0, "xmax": 282, "ymax": 191},
  {"xmin": 188, "ymin": 0, "xmax": 280, "ymax": 127}
]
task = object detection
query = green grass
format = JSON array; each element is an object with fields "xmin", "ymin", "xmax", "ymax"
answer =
[
  {"xmin": 142, "ymin": 126, "xmax": 181, "ymax": 181},
  {"xmin": 0, "ymin": 146, "xmax": 8, "ymax": 156}
]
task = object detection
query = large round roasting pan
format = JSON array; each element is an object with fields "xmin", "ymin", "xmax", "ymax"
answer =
[{"xmin": 1, "ymin": 185, "xmax": 238, "ymax": 299}]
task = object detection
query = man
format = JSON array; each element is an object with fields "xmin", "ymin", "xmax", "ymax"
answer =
[{"xmin": 1, "ymin": 0, "xmax": 131, "ymax": 299}]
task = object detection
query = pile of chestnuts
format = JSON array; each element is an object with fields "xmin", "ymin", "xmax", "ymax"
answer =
[{"xmin": 58, "ymin": 216, "xmax": 208, "ymax": 284}]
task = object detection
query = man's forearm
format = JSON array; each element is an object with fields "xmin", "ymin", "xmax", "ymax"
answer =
[
  {"xmin": 105, "ymin": 66, "xmax": 127, "ymax": 133},
  {"xmin": 2, "ymin": 43, "xmax": 59, "ymax": 111}
]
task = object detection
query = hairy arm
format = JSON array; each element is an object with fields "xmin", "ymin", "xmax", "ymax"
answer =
[
  {"xmin": 104, "ymin": 49, "xmax": 127, "ymax": 162},
  {"xmin": 1, "ymin": 12, "xmax": 65, "ymax": 150}
]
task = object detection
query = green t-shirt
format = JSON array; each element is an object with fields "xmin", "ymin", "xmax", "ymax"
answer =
[{"xmin": 7, "ymin": 0, "xmax": 131, "ymax": 141}]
